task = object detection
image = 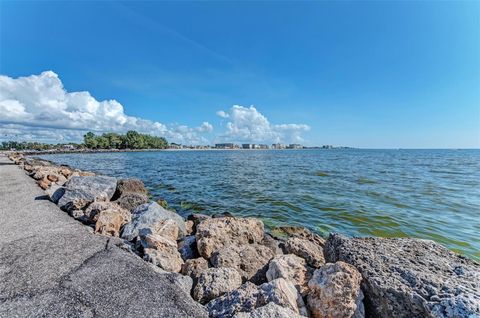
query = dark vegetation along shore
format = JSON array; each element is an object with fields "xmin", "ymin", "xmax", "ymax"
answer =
[{"xmin": 7, "ymin": 152, "xmax": 480, "ymax": 318}]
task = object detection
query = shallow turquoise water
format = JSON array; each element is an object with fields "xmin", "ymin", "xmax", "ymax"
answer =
[{"xmin": 40, "ymin": 149, "xmax": 480, "ymax": 260}]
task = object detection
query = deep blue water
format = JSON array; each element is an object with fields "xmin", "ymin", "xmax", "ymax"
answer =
[{"xmin": 39, "ymin": 149, "xmax": 480, "ymax": 260}]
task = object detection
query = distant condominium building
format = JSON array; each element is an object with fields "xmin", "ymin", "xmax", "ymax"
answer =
[
  {"xmin": 258, "ymin": 144, "xmax": 269, "ymax": 149},
  {"xmin": 215, "ymin": 143, "xmax": 236, "ymax": 149},
  {"xmin": 242, "ymin": 144, "xmax": 254, "ymax": 149},
  {"xmin": 287, "ymin": 144, "xmax": 303, "ymax": 149},
  {"xmin": 271, "ymin": 143, "xmax": 286, "ymax": 149}
]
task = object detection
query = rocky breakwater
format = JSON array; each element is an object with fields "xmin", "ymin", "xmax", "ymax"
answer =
[{"xmin": 7, "ymin": 152, "xmax": 480, "ymax": 318}]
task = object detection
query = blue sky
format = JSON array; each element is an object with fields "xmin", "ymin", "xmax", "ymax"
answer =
[{"xmin": 0, "ymin": 1, "xmax": 479, "ymax": 148}]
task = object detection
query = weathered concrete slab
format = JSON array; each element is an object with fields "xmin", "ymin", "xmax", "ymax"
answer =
[{"xmin": 0, "ymin": 154, "xmax": 208, "ymax": 317}]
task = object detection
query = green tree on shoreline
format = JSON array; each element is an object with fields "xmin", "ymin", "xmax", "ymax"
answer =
[{"xmin": 83, "ymin": 131, "xmax": 168, "ymax": 149}]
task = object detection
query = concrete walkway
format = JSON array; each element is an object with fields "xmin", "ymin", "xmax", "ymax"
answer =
[{"xmin": 0, "ymin": 154, "xmax": 207, "ymax": 318}]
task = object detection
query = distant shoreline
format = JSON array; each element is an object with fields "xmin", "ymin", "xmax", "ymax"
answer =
[{"xmin": 8, "ymin": 148, "xmax": 344, "ymax": 156}]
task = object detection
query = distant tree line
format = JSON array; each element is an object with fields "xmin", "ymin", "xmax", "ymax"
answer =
[
  {"xmin": 0, "ymin": 131, "xmax": 168, "ymax": 150},
  {"xmin": 83, "ymin": 131, "xmax": 168, "ymax": 149},
  {"xmin": 0, "ymin": 141, "xmax": 82, "ymax": 151}
]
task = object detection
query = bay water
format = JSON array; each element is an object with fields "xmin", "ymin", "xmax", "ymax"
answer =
[{"xmin": 40, "ymin": 149, "xmax": 480, "ymax": 260}]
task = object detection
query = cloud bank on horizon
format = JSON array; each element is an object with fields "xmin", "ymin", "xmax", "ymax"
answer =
[{"xmin": 0, "ymin": 71, "xmax": 309, "ymax": 145}]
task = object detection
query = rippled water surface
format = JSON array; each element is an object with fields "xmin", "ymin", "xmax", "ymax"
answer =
[{"xmin": 40, "ymin": 149, "xmax": 480, "ymax": 260}]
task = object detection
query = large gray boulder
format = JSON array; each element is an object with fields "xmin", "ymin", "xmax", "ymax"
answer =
[
  {"xmin": 324, "ymin": 233, "xmax": 480, "ymax": 318},
  {"xmin": 57, "ymin": 176, "xmax": 117, "ymax": 211},
  {"xmin": 122, "ymin": 202, "xmax": 186, "ymax": 240}
]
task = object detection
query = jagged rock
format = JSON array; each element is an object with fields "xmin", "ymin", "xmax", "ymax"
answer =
[
  {"xmin": 211, "ymin": 244, "xmax": 274, "ymax": 284},
  {"xmin": 178, "ymin": 235, "xmax": 199, "ymax": 261},
  {"xmin": 94, "ymin": 208, "xmax": 132, "ymax": 237},
  {"xmin": 112, "ymin": 178, "xmax": 148, "ymax": 199},
  {"xmin": 206, "ymin": 282, "xmax": 259, "ymax": 317},
  {"xmin": 151, "ymin": 218, "xmax": 179, "ymax": 241},
  {"xmin": 234, "ymin": 302, "xmax": 304, "ymax": 318},
  {"xmin": 181, "ymin": 257, "xmax": 209, "ymax": 284},
  {"xmin": 31, "ymin": 166, "xmax": 56, "ymax": 180},
  {"xmin": 261, "ymin": 233, "xmax": 283, "ymax": 255},
  {"xmin": 196, "ymin": 217, "xmax": 264, "ymax": 259},
  {"xmin": 142, "ymin": 233, "xmax": 183, "ymax": 272},
  {"xmin": 266, "ymin": 254, "xmax": 312, "ymax": 295},
  {"xmin": 59, "ymin": 167, "xmax": 72, "ymax": 178},
  {"xmin": 114, "ymin": 192, "xmax": 149, "ymax": 212},
  {"xmin": 193, "ymin": 267, "xmax": 243, "ymax": 304},
  {"xmin": 271, "ymin": 226, "xmax": 325, "ymax": 247},
  {"xmin": 37, "ymin": 178, "xmax": 51, "ymax": 190},
  {"xmin": 186, "ymin": 220, "xmax": 194, "ymax": 235},
  {"xmin": 324, "ymin": 233, "xmax": 480, "ymax": 318},
  {"xmin": 70, "ymin": 170, "xmax": 96, "ymax": 177},
  {"xmin": 258, "ymin": 278, "xmax": 308, "ymax": 316},
  {"xmin": 122, "ymin": 202, "xmax": 186, "ymax": 240},
  {"xmin": 285, "ymin": 237, "xmax": 325, "ymax": 268},
  {"xmin": 206, "ymin": 278, "xmax": 307, "ymax": 318},
  {"xmin": 57, "ymin": 176, "xmax": 117, "ymax": 211},
  {"xmin": 45, "ymin": 185, "xmax": 65, "ymax": 204},
  {"xmin": 307, "ymin": 261, "xmax": 364, "ymax": 318},
  {"xmin": 47, "ymin": 174, "xmax": 58, "ymax": 182},
  {"xmin": 83, "ymin": 201, "xmax": 124, "ymax": 223}
]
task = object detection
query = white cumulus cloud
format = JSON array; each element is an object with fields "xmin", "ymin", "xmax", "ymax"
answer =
[
  {"xmin": 0, "ymin": 71, "xmax": 212, "ymax": 144},
  {"xmin": 216, "ymin": 110, "xmax": 229, "ymax": 118},
  {"xmin": 216, "ymin": 105, "xmax": 310, "ymax": 144}
]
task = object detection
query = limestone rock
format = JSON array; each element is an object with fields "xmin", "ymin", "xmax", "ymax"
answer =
[
  {"xmin": 266, "ymin": 254, "xmax": 311, "ymax": 295},
  {"xmin": 206, "ymin": 278, "xmax": 307, "ymax": 318},
  {"xmin": 285, "ymin": 237, "xmax": 325, "ymax": 268},
  {"xmin": 258, "ymin": 278, "xmax": 308, "ymax": 317},
  {"xmin": 211, "ymin": 244, "xmax": 274, "ymax": 284},
  {"xmin": 261, "ymin": 233, "xmax": 284, "ymax": 255},
  {"xmin": 307, "ymin": 261, "xmax": 364, "ymax": 318},
  {"xmin": 233, "ymin": 302, "xmax": 304, "ymax": 318},
  {"xmin": 142, "ymin": 233, "xmax": 183, "ymax": 272},
  {"xmin": 193, "ymin": 267, "xmax": 243, "ymax": 304},
  {"xmin": 94, "ymin": 208, "xmax": 132, "ymax": 237},
  {"xmin": 37, "ymin": 178, "xmax": 51, "ymax": 190},
  {"xmin": 121, "ymin": 202, "xmax": 186, "ymax": 241},
  {"xmin": 324, "ymin": 233, "xmax": 480, "ymax": 318},
  {"xmin": 178, "ymin": 235, "xmax": 199, "ymax": 261},
  {"xmin": 57, "ymin": 176, "xmax": 117, "ymax": 212},
  {"xmin": 47, "ymin": 174, "xmax": 58, "ymax": 182},
  {"xmin": 151, "ymin": 218, "xmax": 179, "ymax": 241},
  {"xmin": 206, "ymin": 282, "xmax": 259, "ymax": 318},
  {"xmin": 83, "ymin": 201, "xmax": 124, "ymax": 223},
  {"xmin": 181, "ymin": 257, "xmax": 209, "ymax": 284},
  {"xmin": 113, "ymin": 178, "xmax": 148, "ymax": 199},
  {"xmin": 114, "ymin": 192, "xmax": 149, "ymax": 212},
  {"xmin": 196, "ymin": 217, "xmax": 264, "ymax": 259}
]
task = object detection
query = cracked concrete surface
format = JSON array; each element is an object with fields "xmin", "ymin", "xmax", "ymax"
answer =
[{"xmin": 0, "ymin": 154, "xmax": 208, "ymax": 317}]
